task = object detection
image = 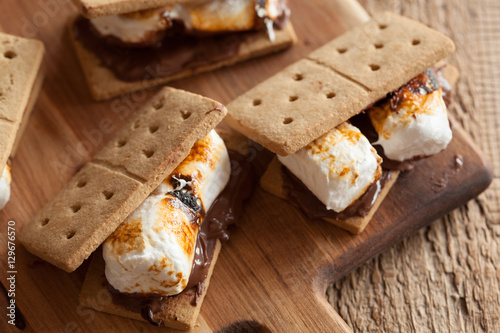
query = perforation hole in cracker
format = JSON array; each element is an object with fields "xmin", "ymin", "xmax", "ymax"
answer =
[
  {"xmin": 369, "ymin": 64, "xmax": 381, "ymax": 71},
  {"xmin": 326, "ymin": 92, "xmax": 336, "ymax": 99},
  {"xmin": 77, "ymin": 179, "xmax": 87, "ymax": 188},
  {"xmin": 116, "ymin": 139, "xmax": 127, "ymax": 148},
  {"xmin": 71, "ymin": 204, "xmax": 82, "ymax": 213},
  {"xmin": 374, "ymin": 43, "xmax": 384, "ymax": 49},
  {"xmin": 181, "ymin": 110, "xmax": 192, "ymax": 119},
  {"xmin": 4, "ymin": 50, "xmax": 16, "ymax": 59},
  {"xmin": 41, "ymin": 218, "xmax": 50, "ymax": 226},
  {"xmin": 149, "ymin": 125, "xmax": 159, "ymax": 134},
  {"xmin": 253, "ymin": 99, "xmax": 262, "ymax": 106},
  {"xmin": 293, "ymin": 73, "xmax": 303, "ymax": 81},
  {"xmin": 379, "ymin": 23, "xmax": 388, "ymax": 30},
  {"xmin": 66, "ymin": 230, "xmax": 76, "ymax": 240},
  {"xmin": 283, "ymin": 117, "xmax": 293, "ymax": 125},
  {"xmin": 337, "ymin": 48, "xmax": 348, "ymax": 54},
  {"xmin": 412, "ymin": 39, "xmax": 421, "ymax": 46},
  {"xmin": 143, "ymin": 149, "xmax": 155, "ymax": 158},
  {"xmin": 153, "ymin": 98, "xmax": 164, "ymax": 110},
  {"xmin": 133, "ymin": 120, "xmax": 141, "ymax": 129},
  {"xmin": 103, "ymin": 191, "xmax": 114, "ymax": 200},
  {"xmin": 289, "ymin": 96, "xmax": 298, "ymax": 102}
]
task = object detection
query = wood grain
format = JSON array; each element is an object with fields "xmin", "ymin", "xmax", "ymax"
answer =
[
  {"xmin": 327, "ymin": 1, "xmax": 500, "ymax": 332},
  {"xmin": 0, "ymin": 0, "xmax": 495, "ymax": 332}
]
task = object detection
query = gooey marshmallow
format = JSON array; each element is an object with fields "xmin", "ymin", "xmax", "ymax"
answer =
[
  {"xmin": 90, "ymin": 9, "xmax": 169, "ymax": 44},
  {"xmin": 103, "ymin": 130, "xmax": 230, "ymax": 296},
  {"xmin": 90, "ymin": 0, "xmax": 282, "ymax": 44},
  {"xmin": 0, "ymin": 165, "xmax": 11, "ymax": 210},
  {"xmin": 278, "ymin": 122, "xmax": 382, "ymax": 213},
  {"xmin": 368, "ymin": 88, "xmax": 452, "ymax": 162}
]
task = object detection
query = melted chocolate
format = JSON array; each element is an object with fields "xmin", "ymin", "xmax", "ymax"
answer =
[
  {"xmin": 72, "ymin": 1, "xmax": 291, "ymax": 82},
  {"xmin": 73, "ymin": 17, "xmax": 243, "ymax": 82},
  {"xmin": 282, "ymin": 165, "xmax": 391, "ymax": 220},
  {"xmin": 109, "ymin": 151, "xmax": 255, "ymax": 325}
]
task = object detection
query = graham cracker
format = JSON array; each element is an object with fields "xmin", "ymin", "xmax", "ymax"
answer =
[
  {"xmin": 225, "ymin": 12, "xmax": 455, "ymax": 155},
  {"xmin": 69, "ymin": 18, "xmax": 297, "ymax": 101},
  {"xmin": 0, "ymin": 32, "xmax": 44, "ymax": 170},
  {"xmin": 19, "ymin": 87, "xmax": 227, "ymax": 272},
  {"xmin": 80, "ymin": 243, "xmax": 221, "ymax": 330},
  {"xmin": 72, "ymin": 0, "xmax": 194, "ymax": 18},
  {"xmin": 260, "ymin": 157, "xmax": 399, "ymax": 234},
  {"xmin": 11, "ymin": 68, "xmax": 45, "ymax": 156}
]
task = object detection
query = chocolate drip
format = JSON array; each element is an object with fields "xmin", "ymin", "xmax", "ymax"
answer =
[
  {"xmin": 186, "ymin": 151, "xmax": 255, "ymax": 305},
  {"xmin": 282, "ymin": 165, "xmax": 391, "ymax": 220},
  {"xmin": 108, "ymin": 151, "xmax": 255, "ymax": 325}
]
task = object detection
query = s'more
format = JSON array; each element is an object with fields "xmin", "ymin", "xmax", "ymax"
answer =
[
  {"xmin": 225, "ymin": 12, "xmax": 456, "ymax": 234},
  {"xmin": 0, "ymin": 33, "xmax": 44, "ymax": 211},
  {"xmin": 69, "ymin": 0, "xmax": 297, "ymax": 101},
  {"xmin": 19, "ymin": 87, "xmax": 255, "ymax": 329}
]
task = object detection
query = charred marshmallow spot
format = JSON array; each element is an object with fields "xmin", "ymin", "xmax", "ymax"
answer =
[
  {"xmin": 103, "ymin": 130, "xmax": 230, "ymax": 296},
  {"xmin": 368, "ymin": 69, "xmax": 453, "ymax": 161}
]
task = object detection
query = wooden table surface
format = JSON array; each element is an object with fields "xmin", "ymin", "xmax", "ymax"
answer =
[
  {"xmin": 327, "ymin": 1, "xmax": 500, "ymax": 332},
  {"xmin": 0, "ymin": 0, "xmax": 498, "ymax": 332}
]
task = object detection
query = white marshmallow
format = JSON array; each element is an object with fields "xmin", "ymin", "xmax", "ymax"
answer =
[
  {"xmin": 90, "ymin": 0, "xmax": 282, "ymax": 43},
  {"xmin": 90, "ymin": 10, "xmax": 169, "ymax": 44},
  {"xmin": 369, "ymin": 88, "xmax": 452, "ymax": 161},
  {"xmin": 103, "ymin": 130, "xmax": 230, "ymax": 296},
  {"xmin": 278, "ymin": 122, "xmax": 382, "ymax": 213},
  {"xmin": 0, "ymin": 165, "xmax": 11, "ymax": 210}
]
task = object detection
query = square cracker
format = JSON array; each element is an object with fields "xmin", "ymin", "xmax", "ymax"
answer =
[
  {"xmin": 225, "ymin": 12, "xmax": 455, "ymax": 155},
  {"xmin": 260, "ymin": 157, "xmax": 399, "ymax": 234},
  {"xmin": 80, "ymin": 243, "xmax": 221, "ymax": 330},
  {"xmin": 0, "ymin": 33, "xmax": 44, "ymax": 170},
  {"xmin": 69, "ymin": 18, "xmax": 297, "ymax": 101},
  {"xmin": 72, "ymin": 0, "xmax": 195, "ymax": 18},
  {"xmin": 19, "ymin": 87, "xmax": 227, "ymax": 272}
]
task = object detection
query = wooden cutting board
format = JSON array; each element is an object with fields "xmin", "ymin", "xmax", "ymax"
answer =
[{"xmin": 0, "ymin": 0, "xmax": 492, "ymax": 332}]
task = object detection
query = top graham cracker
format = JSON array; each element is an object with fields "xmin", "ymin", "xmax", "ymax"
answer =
[
  {"xmin": 19, "ymin": 87, "xmax": 227, "ymax": 272},
  {"xmin": 225, "ymin": 12, "xmax": 455, "ymax": 156},
  {"xmin": 72, "ymin": 0, "xmax": 194, "ymax": 18},
  {"xmin": 0, "ymin": 33, "xmax": 44, "ymax": 171}
]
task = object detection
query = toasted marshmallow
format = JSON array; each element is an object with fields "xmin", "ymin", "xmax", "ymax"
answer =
[
  {"xmin": 103, "ymin": 130, "xmax": 230, "ymax": 296},
  {"xmin": 368, "ymin": 70, "xmax": 452, "ymax": 161},
  {"xmin": 90, "ymin": 9, "xmax": 169, "ymax": 45},
  {"xmin": 0, "ymin": 165, "xmax": 11, "ymax": 210},
  {"xmin": 177, "ymin": 0, "xmax": 255, "ymax": 32},
  {"xmin": 90, "ymin": 0, "xmax": 284, "ymax": 44},
  {"xmin": 278, "ymin": 122, "xmax": 382, "ymax": 213}
]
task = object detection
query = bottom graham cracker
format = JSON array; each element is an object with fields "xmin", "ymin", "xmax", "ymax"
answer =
[
  {"xmin": 260, "ymin": 157, "xmax": 399, "ymax": 234},
  {"xmin": 79, "ymin": 242, "xmax": 221, "ymax": 330}
]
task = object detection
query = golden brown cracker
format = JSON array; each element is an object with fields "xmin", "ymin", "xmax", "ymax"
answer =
[
  {"xmin": 69, "ymin": 18, "xmax": 297, "ymax": 101},
  {"xmin": 226, "ymin": 12, "xmax": 455, "ymax": 155},
  {"xmin": 0, "ymin": 32, "xmax": 44, "ymax": 169},
  {"xmin": 260, "ymin": 157, "xmax": 399, "ymax": 234},
  {"xmin": 79, "ymin": 243, "xmax": 221, "ymax": 330},
  {"xmin": 19, "ymin": 87, "xmax": 227, "ymax": 272}
]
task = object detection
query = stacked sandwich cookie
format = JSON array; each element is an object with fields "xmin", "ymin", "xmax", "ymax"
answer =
[
  {"xmin": 69, "ymin": 0, "xmax": 297, "ymax": 100},
  {"xmin": 0, "ymin": 33, "xmax": 44, "ymax": 211},
  {"xmin": 226, "ymin": 12, "xmax": 456, "ymax": 234},
  {"xmin": 19, "ymin": 87, "xmax": 255, "ymax": 329}
]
